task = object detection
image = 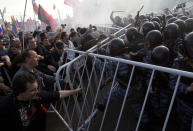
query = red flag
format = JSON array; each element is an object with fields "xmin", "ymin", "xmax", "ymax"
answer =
[
  {"xmin": 5, "ymin": 21, "xmax": 9, "ymax": 31},
  {"xmin": 38, "ymin": 4, "xmax": 58, "ymax": 31},
  {"xmin": 32, "ymin": 0, "xmax": 38, "ymax": 15}
]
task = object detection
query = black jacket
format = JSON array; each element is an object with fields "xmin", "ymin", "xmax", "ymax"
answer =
[
  {"xmin": 0, "ymin": 91, "xmax": 59, "ymax": 131},
  {"xmin": 13, "ymin": 65, "xmax": 56, "ymax": 91},
  {"xmin": 35, "ymin": 44, "xmax": 54, "ymax": 75}
]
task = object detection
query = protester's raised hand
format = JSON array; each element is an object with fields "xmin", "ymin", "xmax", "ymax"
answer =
[
  {"xmin": 0, "ymin": 62, "xmax": 4, "ymax": 67},
  {"xmin": 75, "ymin": 86, "xmax": 82, "ymax": 92},
  {"xmin": 109, "ymin": 34, "xmax": 115, "ymax": 39},
  {"xmin": 48, "ymin": 65, "xmax": 56, "ymax": 73},
  {"xmin": 1, "ymin": 55, "xmax": 11, "ymax": 67},
  {"xmin": 38, "ymin": 55, "xmax": 44, "ymax": 60},
  {"xmin": 97, "ymin": 42, "xmax": 102, "ymax": 49},
  {"xmin": 1, "ymin": 55, "xmax": 10, "ymax": 62},
  {"xmin": 85, "ymin": 51, "xmax": 92, "ymax": 56}
]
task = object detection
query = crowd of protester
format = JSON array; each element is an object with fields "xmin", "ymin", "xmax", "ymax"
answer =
[{"xmin": 0, "ymin": 8, "xmax": 192, "ymax": 131}]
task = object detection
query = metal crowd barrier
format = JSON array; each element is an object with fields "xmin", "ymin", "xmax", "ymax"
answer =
[
  {"xmin": 96, "ymin": 24, "xmax": 122, "ymax": 35},
  {"xmin": 89, "ymin": 24, "xmax": 132, "ymax": 52},
  {"xmin": 52, "ymin": 49, "xmax": 193, "ymax": 131},
  {"xmin": 57, "ymin": 24, "xmax": 131, "ymax": 64}
]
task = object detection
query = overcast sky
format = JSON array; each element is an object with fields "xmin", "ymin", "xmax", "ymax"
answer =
[{"xmin": 0, "ymin": 0, "xmax": 74, "ymax": 22}]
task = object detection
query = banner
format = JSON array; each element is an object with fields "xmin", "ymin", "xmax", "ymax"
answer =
[{"xmin": 38, "ymin": 4, "xmax": 57, "ymax": 31}]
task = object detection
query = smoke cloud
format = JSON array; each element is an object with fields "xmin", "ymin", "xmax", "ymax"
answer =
[{"xmin": 73, "ymin": 0, "xmax": 178, "ymax": 25}]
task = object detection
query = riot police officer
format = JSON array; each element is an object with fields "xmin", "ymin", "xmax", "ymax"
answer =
[
  {"xmin": 170, "ymin": 32, "xmax": 193, "ymax": 131},
  {"xmin": 163, "ymin": 23, "xmax": 182, "ymax": 62},
  {"xmin": 126, "ymin": 27, "xmax": 144, "ymax": 52}
]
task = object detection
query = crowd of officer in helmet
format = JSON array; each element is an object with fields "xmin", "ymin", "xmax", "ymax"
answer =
[{"xmin": 93, "ymin": 12, "xmax": 193, "ymax": 131}]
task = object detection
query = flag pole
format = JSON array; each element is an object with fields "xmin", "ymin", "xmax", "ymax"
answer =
[
  {"xmin": 57, "ymin": 10, "xmax": 62, "ymax": 26},
  {"xmin": 32, "ymin": 0, "xmax": 37, "ymax": 30},
  {"xmin": 33, "ymin": 12, "xmax": 38, "ymax": 29},
  {"xmin": 22, "ymin": 0, "xmax": 28, "ymax": 50}
]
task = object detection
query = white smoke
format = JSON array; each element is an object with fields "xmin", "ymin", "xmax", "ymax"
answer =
[{"xmin": 72, "ymin": 0, "xmax": 178, "ymax": 25}]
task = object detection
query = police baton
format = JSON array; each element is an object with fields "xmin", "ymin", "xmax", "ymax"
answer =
[
  {"xmin": 135, "ymin": 5, "xmax": 144, "ymax": 27},
  {"xmin": 138, "ymin": 5, "xmax": 144, "ymax": 14}
]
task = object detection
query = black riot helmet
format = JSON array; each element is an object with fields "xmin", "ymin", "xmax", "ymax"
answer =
[
  {"xmin": 128, "ymin": 18, "xmax": 135, "ymax": 24},
  {"xmin": 151, "ymin": 17, "xmax": 161, "ymax": 24},
  {"xmin": 153, "ymin": 21, "xmax": 161, "ymax": 31},
  {"xmin": 166, "ymin": 15, "xmax": 173, "ymax": 21},
  {"xmin": 115, "ymin": 16, "xmax": 122, "ymax": 23},
  {"xmin": 142, "ymin": 22, "xmax": 155, "ymax": 37},
  {"xmin": 172, "ymin": 13, "xmax": 178, "ymax": 17},
  {"xmin": 109, "ymin": 38, "xmax": 125, "ymax": 56},
  {"xmin": 184, "ymin": 32, "xmax": 193, "ymax": 58},
  {"xmin": 151, "ymin": 46, "xmax": 170, "ymax": 66},
  {"xmin": 177, "ymin": 14, "xmax": 184, "ymax": 18},
  {"xmin": 126, "ymin": 27, "xmax": 139, "ymax": 42},
  {"xmin": 123, "ymin": 17, "xmax": 129, "ymax": 25},
  {"xmin": 174, "ymin": 19, "xmax": 185, "ymax": 36},
  {"xmin": 180, "ymin": 16, "xmax": 188, "ymax": 21},
  {"xmin": 141, "ymin": 19, "xmax": 149, "ymax": 24},
  {"xmin": 157, "ymin": 15, "xmax": 163, "ymax": 22},
  {"xmin": 185, "ymin": 18, "xmax": 193, "ymax": 34},
  {"xmin": 163, "ymin": 23, "xmax": 179, "ymax": 41},
  {"xmin": 139, "ymin": 15, "xmax": 146, "ymax": 20},
  {"xmin": 145, "ymin": 30, "xmax": 163, "ymax": 49},
  {"xmin": 167, "ymin": 17, "xmax": 178, "ymax": 24}
]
